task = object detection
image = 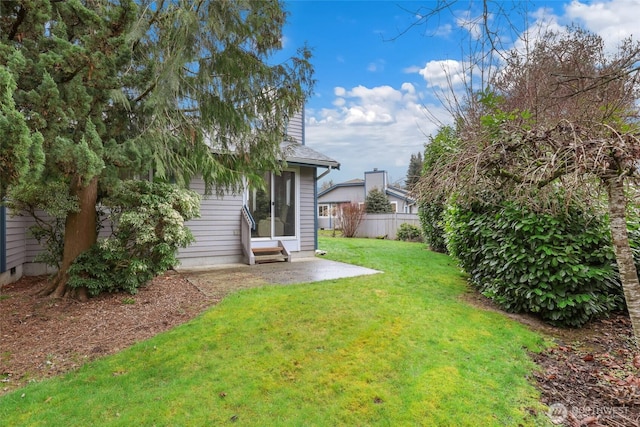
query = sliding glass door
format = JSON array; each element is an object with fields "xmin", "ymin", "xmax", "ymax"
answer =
[{"xmin": 249, "ymin": 171, "xmax": 296, "ymax": 239}]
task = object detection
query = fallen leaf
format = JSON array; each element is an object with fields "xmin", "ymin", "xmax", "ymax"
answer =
[{"xmin": 578, "ymin": 415, "xmax": 598, "ymax": 425}]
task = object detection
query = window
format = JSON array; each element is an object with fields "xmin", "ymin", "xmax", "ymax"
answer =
[
  {"xmin": 390, "ymin": 201, "xmax": 398, "ymax": 213},
  {"xmin": 318, "ymin": 204, "xmax": 330, "ymax": 217}
]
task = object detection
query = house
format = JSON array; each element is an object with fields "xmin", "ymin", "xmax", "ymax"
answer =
[
  {"xmin": 0, "ymin": 111, "xmax": 340, "ymax": 286},
  {"xmin": 316, "ymin": 169, "xmax": 417, "ymax": 230}
]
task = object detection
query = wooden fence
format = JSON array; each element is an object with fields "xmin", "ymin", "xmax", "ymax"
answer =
[{"xmin": 356, "ymin": 213, "xmax": 420, "ymax": 240}]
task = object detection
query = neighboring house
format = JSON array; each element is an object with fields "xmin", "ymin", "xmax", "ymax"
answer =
[
  {"xmin": 0, "ymin": 111, "xmax": 340, "ymax": 286},
  {"xmin": 317, "ymin": 169, "xmax": 417, "ymax": 230}
]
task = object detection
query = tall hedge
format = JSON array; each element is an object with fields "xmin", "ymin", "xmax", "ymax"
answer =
[
  {"xmin": 418, "ymin": 199, "xmax": 447, "ymax": 253},
  {"xmin": 444, "ymin": 201, "xmax": 626, "ymax": 327}
]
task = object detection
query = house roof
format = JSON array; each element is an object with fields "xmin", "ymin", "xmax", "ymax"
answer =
[
  {"xmin": 318, "ymin": 177, "xmax": 417, "ymax": 205},
  {"xmin": 340, "ymin": 178, "xmax": 364, "ymax": 185},
  {"xmin": 317, "ymin": 179, "xmax": 363, "ymax": 197},
  {"xmin": 386, "ymin": 186, "xmax": 417, "ymax": 205},
  {"xmin": 281, "ymin": 142, "xmax": 340, "ymax": 169}
]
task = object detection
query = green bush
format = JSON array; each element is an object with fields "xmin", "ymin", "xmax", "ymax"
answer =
[
  {"xmin": 418, "ymin": 200, "xmax": 447, "ymax": 252},
  {"xmin": 397, "ymin": 223, "xmax": 423, "ymax": 242},
  {"xmin": 444, "ymin": 201, "xmax": 626, "ymax": 327},
  {"xmin": 68, "ymin": 180, "xmax": 200, "ymax": 296}
]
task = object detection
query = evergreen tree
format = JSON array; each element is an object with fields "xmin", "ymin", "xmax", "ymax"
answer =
[
  {"xmin": 365, "ymin": 188, "xmax": 392, "ymax": 213},
  {"xmin": 1, "ymin": 0, "xmax": 313, "ymax": 298},
  {"xmin": 405, "ymin": 152, "xmax": 423, "ymax": 190}
]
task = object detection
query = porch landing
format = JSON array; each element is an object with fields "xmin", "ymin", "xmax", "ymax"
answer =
[{"xmin": 179, "ymin": 257, "xmax": 381, "ymax": 300}]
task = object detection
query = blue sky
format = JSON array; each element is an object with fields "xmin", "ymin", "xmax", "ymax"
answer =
[{"xmin": 275, "ymin": 0, "xmax": 640, "ymax": 187}]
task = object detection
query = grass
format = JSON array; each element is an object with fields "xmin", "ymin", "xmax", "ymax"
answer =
[{"xmin": 0, "ymin": 237, "xmax": 552, "ymax": 426}]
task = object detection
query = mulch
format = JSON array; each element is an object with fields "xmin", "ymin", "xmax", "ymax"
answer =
[
  {"xmin": 531, "ymin": 314, "xmax": 640, "ymax": 426},
  {"xmin": 0, "ymin": 271, "xmax": 214, "ymax": 395}
]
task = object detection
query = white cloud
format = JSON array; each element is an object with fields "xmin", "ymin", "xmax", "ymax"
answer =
[
  {"xmin": 510, "ymin": 1, "xmax": 640, "ymax": 56},
  {"xmin": 401, "ymin": 82, "xmax": 416, "ymax": 94},
  {"xmin": 455, "ymin": 9, "xmax": 485, "ymax": 40},
  {"xmin": 416, "ymin": 59, "xmax": 467, "ymax": 88},
  {"xmin": 565, "ymin": 0, "xmax": 640, "ymax": 48},
  {"xmin": 305, "ymin": 84, "xmax": 451, "ymax": 184},
  {"xmin": 367, "ymin": 59, "xmax": 386, "ymax": 73},
  {"xmin": 280, "ymin": 35, "xmax": 290, "ymax": 49},
  {"xmin": 434, "ymin": 23, "xmax": 453, "ymax": 37}
]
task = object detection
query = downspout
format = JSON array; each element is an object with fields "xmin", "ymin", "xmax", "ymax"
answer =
[
  {"xmin": 1, "ymin": 203, "xmax": 6, "ymax": 273},
  {"xmin": 315, "ymin": 166, "xmax": 335, "ymax": 249},
  {"xmin": 317, "ymin": 166, "xmax": 333, "ymax": 181},
  {"xmin": 314, "ymin": 168, "xmax": 318, "ymax": 250}
]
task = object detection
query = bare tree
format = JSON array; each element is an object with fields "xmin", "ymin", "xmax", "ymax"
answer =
[
  {"xmin": 320, "ymin": 180, "xmax": 334, "ymax": 192},
  {"xmin": 418, "ymin": 26, "xmax": 640, "ymax": 345}
]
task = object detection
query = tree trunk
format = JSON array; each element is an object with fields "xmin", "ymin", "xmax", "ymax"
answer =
[
  {"xmin": 40, "ymin": 176, "xmax": 98, "ymax": 300},
  {"xmin": 606, "ymin": 176, "xmax": 640, "ymax": 347}
]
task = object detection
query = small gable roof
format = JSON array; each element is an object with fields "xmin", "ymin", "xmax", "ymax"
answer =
[
  {"xmin": 282, "ymin": 142, "xmax": 340, "ymax": 169},
  {"xmin": 386, "ymin": 186, "xmax": 417, "ymax": 205}
]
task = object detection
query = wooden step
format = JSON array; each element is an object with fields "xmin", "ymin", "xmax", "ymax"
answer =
[
  {"xmin": 254, "ymin": 254, "xmax": 287, "ymax": 263},
  {"xmin": 252, "ymin": 246, "xmax": 288, "ymax": 263},
  {"xmin": 252, "ymin": 247, "xmax": 283, "ymax": 255}
]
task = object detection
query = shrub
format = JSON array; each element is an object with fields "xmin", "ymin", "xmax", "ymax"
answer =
[
  {"xmin": 444, "ymin": 201, "xmax": 626, "ymax": 327},
  {"xmin": 418, "ymin": 199, "xmax": 447, "ymax": 252},
  {"xmin": 68, "ymin": 180, "xmax": 200, "ymax": 296},
  {"xmin": 339, "ymin": 202, "xmax": 364, "ymax": 238},
  {"xmin": 397, "ymin": 223, "xmax": 423, "ymax": 242}
]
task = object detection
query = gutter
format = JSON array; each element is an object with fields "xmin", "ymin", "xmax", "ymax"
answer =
[{"xmin": 317, "ymin": 166, "xmax": 335, "ymax": 181}]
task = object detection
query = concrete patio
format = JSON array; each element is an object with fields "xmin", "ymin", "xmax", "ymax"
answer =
[{"xmin": 178, "ymin": 257, "xmax": 381, "ymax": 300}]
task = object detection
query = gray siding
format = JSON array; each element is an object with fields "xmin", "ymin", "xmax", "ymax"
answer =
[
  {"xmin": 6, "ymin": 213, "xmax": 27, "ymax": 270},
  {"xmin": 22, "ymin": 211, "xmax": 112, "ymax": 264},
  {"xmin": 287, "ymin": 111, "xmax": 304, "ymax": 145},
  {"xmin": 23, "ymin": 214, "xmax": 48, "ymax": 262},
  {"xmin": 177, "ymin": 179, "xmax": 244, "ymax": 265},
  {"xmin": 299, "ymin": 167, "xmax": 316, "ymax": 251},
  {"xmin": 387, "ymin": 194, "xmax": 414, "ymax": 214},
  {"xmin": 364, "ymin": 170, "xmax": 386, "ymax": 193},
  {"xmin": 318, "ymin": 185, "xmax": 365, "ymax": 204}
]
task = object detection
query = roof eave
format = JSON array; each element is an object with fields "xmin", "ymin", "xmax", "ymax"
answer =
[{"xmin": 286, "ymin": 158, "xmax": 340, "ymax": 169}]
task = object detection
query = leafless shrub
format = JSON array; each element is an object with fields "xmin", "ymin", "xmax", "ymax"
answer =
[{"xmin": 338, "ymin": 203, "xmax": 364, "ymax": 238}]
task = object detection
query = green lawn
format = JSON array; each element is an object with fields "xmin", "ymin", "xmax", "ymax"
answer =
[{"xmin": 0, "ymin": 237, "xmax": 552, "ymax": 426}]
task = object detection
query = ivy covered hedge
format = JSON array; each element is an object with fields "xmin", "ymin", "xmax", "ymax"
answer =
[
  {"xmin": 418, "ymin": 199, "xmax": 447, "ymax": 253},
  {"xmin": 444, "ymin": 201, "xmax": 627, "ymax": 327}
]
